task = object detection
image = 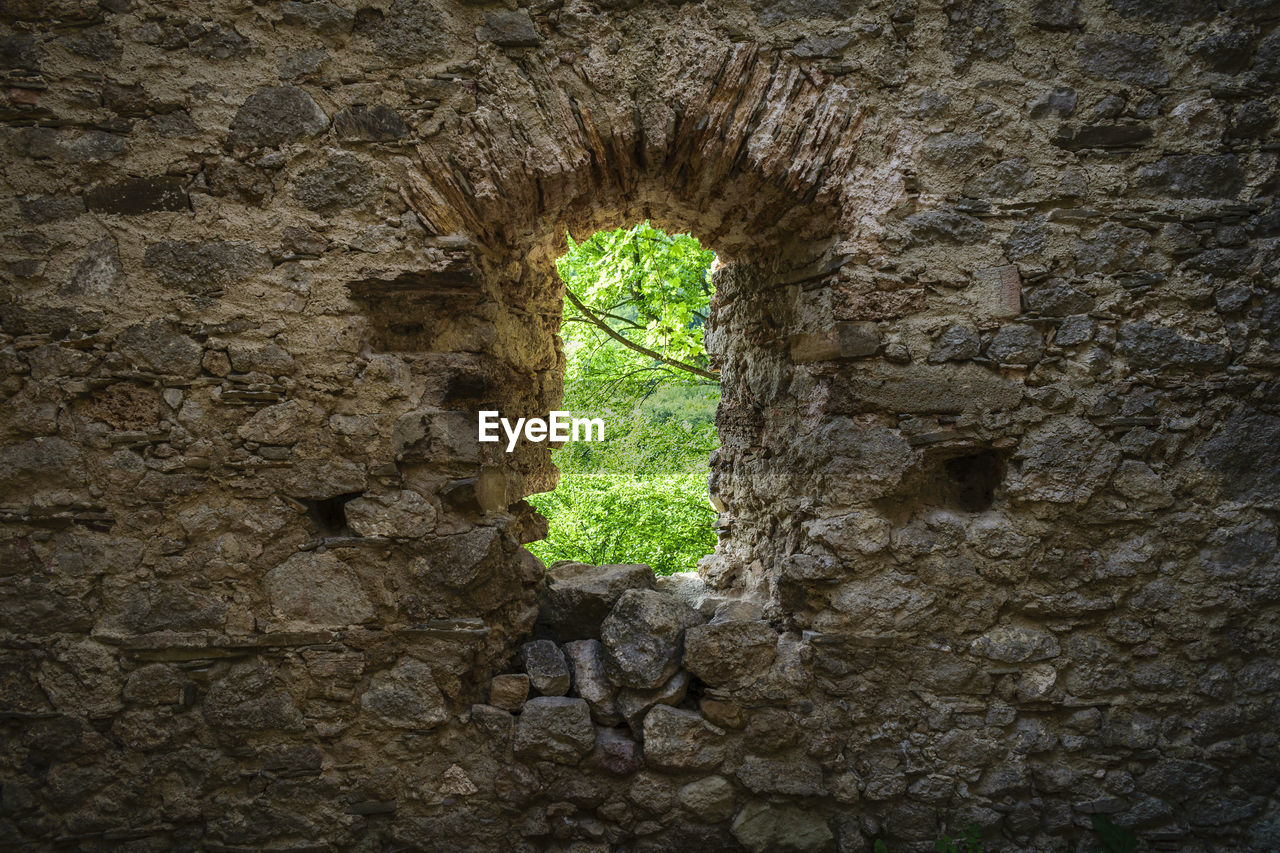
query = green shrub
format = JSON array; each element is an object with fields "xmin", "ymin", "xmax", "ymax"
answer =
[
  {"xmin": 527, "ymin": 471, "xmax": 715, "ymax": 575},
  {"xmin": 529, "ymin": 224, "xmax": 720, "ymax": 576}
]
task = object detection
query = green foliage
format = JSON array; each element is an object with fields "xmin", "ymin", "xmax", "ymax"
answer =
[
  {"xmin": 874, "ymin": 841, "xmax": 890, "ymax": 853},
  {"xmin": 1090, "ymin": 815, "xmax": 1138, "ymax": 853},
  {"xmin": 526, "ymin": 470, "xmax": 716, "ymax": 574},
  {"xmin": 528, "ymin": 224, "xmax": 719, "ymax": 576},
  {"xmin": 934, "ymin": 824, "xmax": 985, "ymax": 853},
  {"xmin": 558, "ymin": 221, "xmax": 714, "ymax": 362}
]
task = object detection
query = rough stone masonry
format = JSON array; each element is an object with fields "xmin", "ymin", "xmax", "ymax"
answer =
[{"xmin": 0, "ymin": 0, "xmax": 1278, "ymax": 851}]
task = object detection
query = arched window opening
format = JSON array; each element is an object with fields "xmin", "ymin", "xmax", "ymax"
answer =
[{"xmin": 525, "ymin": 222, "xmax": 720, "ymax": 577}]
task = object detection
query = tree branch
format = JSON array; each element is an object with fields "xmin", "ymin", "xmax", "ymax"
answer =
[{"xmin": 563, "ymin": 286, "xmax": 719, "ymax": 382}]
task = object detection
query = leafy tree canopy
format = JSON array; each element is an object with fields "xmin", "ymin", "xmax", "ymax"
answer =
[
  {"xmin": 557, "ymin": 221, "xmax": 717, "ymax": 412},
  {"xmin": 527, "ymin": 223, "xmax": 720, "ymax": 575}
]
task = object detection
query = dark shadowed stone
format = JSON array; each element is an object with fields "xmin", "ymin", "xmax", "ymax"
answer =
[
  {"xmin": 1191, "ymin": 30, "xmax": 1255, "ymax": 74},
  {"xmin": 358, "ymin": 0, "xmax": 452, "ymax": 63},
  {"xmin": 85, "ymin": 177, "xmax": 188, "ymax": 215},
  {"xmin": 1227, "ymin": 101, "xmax": 1275, "ymax": 138},
  {"xmin": 332, "ymin": 104, "xmax": 408, "ymax": 141},
  {"xmin": 1252, "ymin": 29, "xmax": 1280, "ymax": 85},
  {"xmin": 750, "ymin": 0, "xmax": 860, "ymax": 27},
  {"xmin": 1142, "ymin": 760, "xmax": 1221, "ymax": 802},
  {"xmin": 1, "ymin": 33, "xmax": 43, "ymax": 70},
  {"xmin": 513, "ymin": 696, "xmax": 596, "ymax": 764},
  {"xmin": 1007, "ymin": 416, "xmax": 1119, "ymax": 504},
  {"xmin": 344, "ymin": 490, "xmax": 437, "ymax": 538},
  {"xmin": 830, "ymin": 362, "xmax": 1022, "ymax": 415},
  {"xmin": 144, "ymin": 240, "xmax": 270, "ymax": 294},
  {"xmin": 594, "ymin": 726, "xmax": 641, "ymax": 775},
  {"xmin": 1078, "ymin": 34, "xmax": 1167, "ymax": 87},
  {"xmin": 1027, "ymin": 279, "xmax": 1094, "ymax": 316},
  {"xmin": 228, "ymin": 86, "xmax": 328, "ymax": 148},
  {"xmin": 683, "ymin": 620, "xmax": 777, "ymax": 689},
  {"xmin": 1108, "ymin": 0, "xmax": 1216, "ymax": 22},
  {"xmin": 1197, "ymin": 408, "xmax": 1280, "ymax": 503},
  {"xmin": 0, "ymin": 437, "xmax": 85, "ymax": 495},
  {"xmin": 731, "ymin": 801, "xmax": 834, "ymax": 853},
  {"xmin": 19, "ymin": 195, "xmax": 85, "ymax": 223},
  {"xmin": 601, "ymin": 589, "xmax": 703, "ymax": 689},
  {"xmin": 737, "ymin": 757, "xmax": 826, "ymax": 796},
  {"xmin": 281, "ymin": 0, "xmax": 354, "ymax": 34},
  {"xmin": 1184, "ymin": 248, "xmax": 1255, "ymax": 278},
  {"xmin": 987, "ymin": 324, "xmax": 1044, "ymax": 365},
  {"xmin": 791, "ymin": 32, "xmax": 854, "ymax": 59},
  {"xmin": 521, "ymin": 639, "xmax": 570, "ymax": 696},
  {"xmin": 1028, "ymin": 87, "xmax": 1076, "ymax": 119},
  {"xmin": 790, "ymin": 321, "xmax": 880, "ymax": 363},
  {"xmin": 928, "ymin": 325, "xmax": 980, "ymax": 363},
  {"xmin": 1076, "ymin": 222, "xmax": 1155, "ymax": 274},
  {"xmin": 1118, "ymin": 322, "xmax": 1229, "ymax": 372},
  {"xmin": 1138, "ymin": 155, "xmax": 1244, "ymax": 200},
  {"xmin": 146, "ymin": 110, "xmax": 198, "ymax": 138},
  {"xmin": 203, "ymin": 662, "xmax": 304, "ymax": 731},
  {"xmin": 943, "ymin": 0, "xmax": 1013, "ymax": 68},
  {"xmin": 422, "ymin": 526, "xmax": 500, "ymax": 588},
  {"xmin": 1054, "ymin": 314, "xmax": 1094, "ymax": 346},
  {"xmin": 66, "ymin": 27, "xmax": 121, "ymax": 61},
  {"xmin": 17, "ymin": 127, "xmax": 125, "ymax": 162},
  {"xmin": 905, "ymin": 208, "xmax": 987, "ymax": 245},
  {"xmin": 114, "ymin": 319, "xmax": 203, "ymax": 377},
  {"xmin": 67, "ymin": 238, "xmax": 122, "ymax": 296},
  {"xmin": 1053, "ymin": 123, "xmax": 1152, "ymax": 151},
  {"xmin": 643, "ymin": 706, "xmax": 725, "ymax": 771},
  {"xmin": 123, "ymin": 663, "xmax": 191, "ymax": 705},
  {"xmin": 1005, "ymin": 219, "xmax": 1049, "ymax": 259},
  {"xmin": 480, "ymin": 9, "xmax": 539, "ymax": 46},
  {"xmin": 616, "ymin": 669, "xmax": 689, "ymax": 730},
  {"xmin": 921, "ymin": 132, "xmax": 985, "ymax": 169},
  {"xmin": 361, "ymin": 657, "xmax": 448, "ymax": 729},
  {"xmin": 1031, "ymin": 0, "xmax": 1081, "ymax": 29},
  {"xmin": 187, "ymin": 25, "xmax": 251, "ymax": 59},
  {"xmin": 102, "ymin": 81, "xmax": 152, "ymax": 117},
  {"xmin": 294, "ymin": 151, "xmax": 376, "ymax": 211},
  {"xmin": 562, "ymin": 639, "xmax": 620, "ymax": 724},
  {"xmin": 264, "ymin": 551, "xmax": 374, "ymax": 625},
  {"xmin": 963, "ymin": 159, "xmax": 1034, "ymax": 198},
  {"xmin": 538, "ymin": 561, "xmax": 655, "ymax": 641},
  {"xmin": 971, "ymin": 626, "xmax": 1060, "ymax": 662}
]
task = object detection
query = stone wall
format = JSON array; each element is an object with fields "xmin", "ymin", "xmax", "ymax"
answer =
[{"xmin": 1, "ymin": 0, "xmax": 1278, "ymax": 850}]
